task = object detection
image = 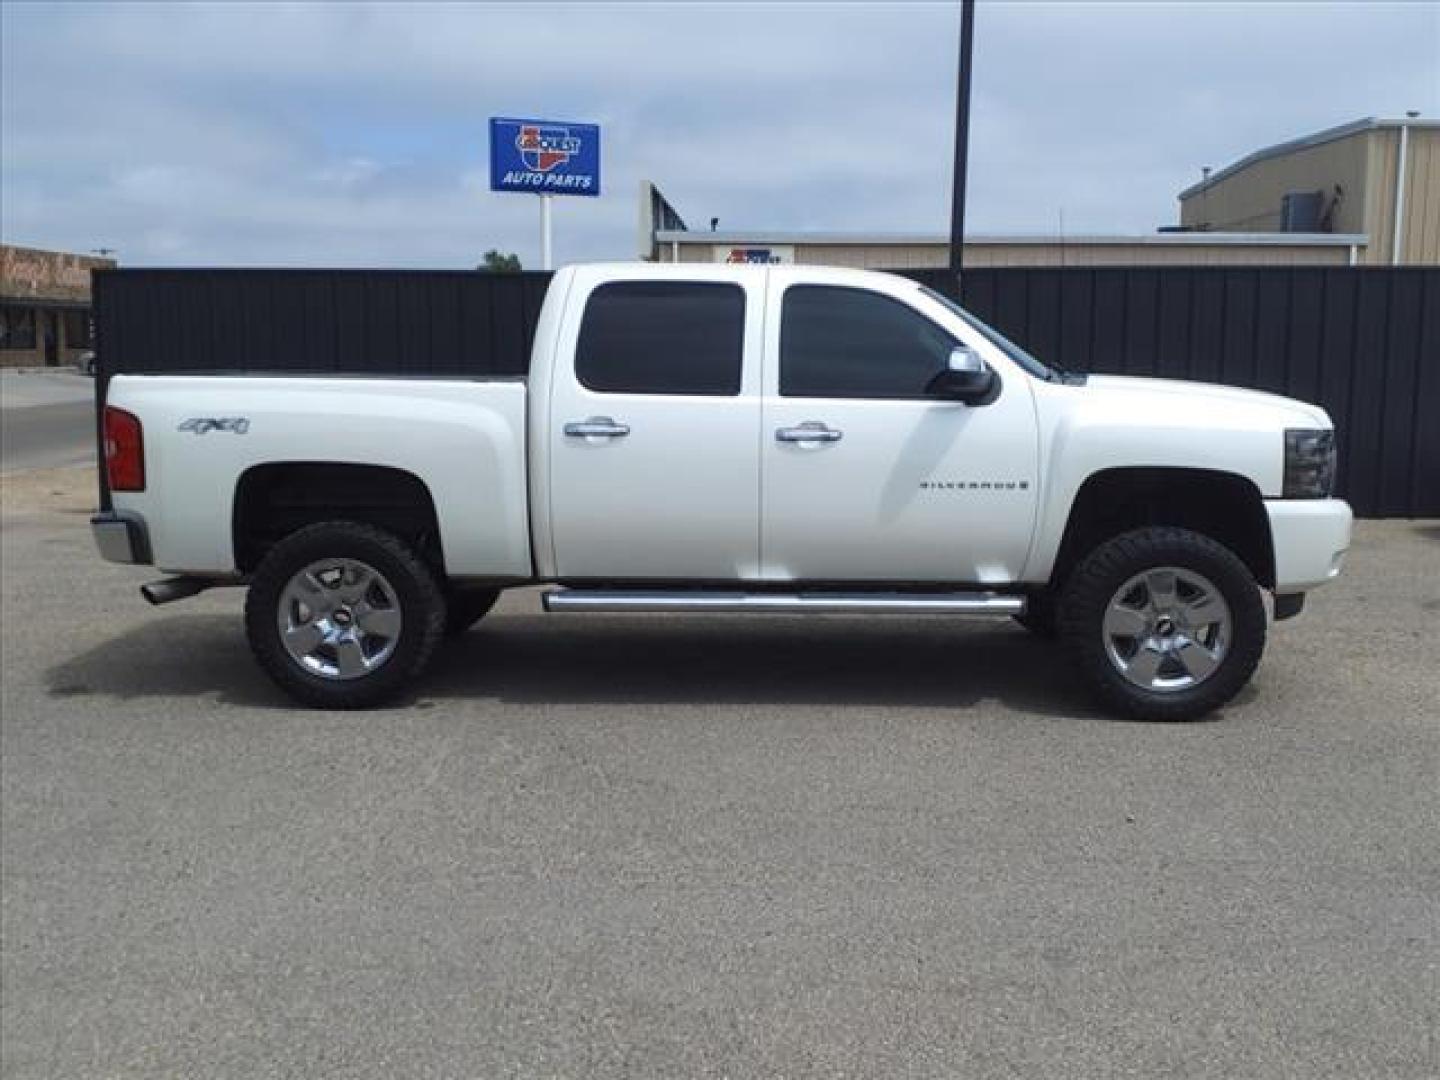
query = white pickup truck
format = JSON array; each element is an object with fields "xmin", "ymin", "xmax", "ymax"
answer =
[{"xmin": 92, "ymin": 263, "xmax": 1352, "ymax": 719}]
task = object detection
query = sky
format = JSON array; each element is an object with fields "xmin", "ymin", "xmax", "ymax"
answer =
[{"xmin": 2, "ymin": 1, "xmax": 1437, "ymax": 269}]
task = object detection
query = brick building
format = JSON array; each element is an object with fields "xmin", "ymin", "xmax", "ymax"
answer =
[{"xmin": 0, "ymin": 244, "xmax": 116, "ymax": 368}]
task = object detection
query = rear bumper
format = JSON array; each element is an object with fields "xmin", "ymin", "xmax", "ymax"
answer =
[
  {"xmin": 1266, "ymin": 498, "xmax": 1352, "ymax": 595},
  {"xmin": 90, "ymin": 511, "xmax": 152, "ymax": 565}
]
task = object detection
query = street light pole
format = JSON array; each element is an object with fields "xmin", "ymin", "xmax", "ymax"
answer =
[{"xmin": 948, "ymin": 0, "xmax": 976, "ymax": 279}]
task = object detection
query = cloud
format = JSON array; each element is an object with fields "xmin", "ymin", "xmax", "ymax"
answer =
[{"xmin": 2, "ymin": 1, "xmax": 1436, "ymax": 266}]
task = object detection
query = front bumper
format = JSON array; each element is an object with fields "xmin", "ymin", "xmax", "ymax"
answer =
[
  {"xmin": 1265, "ymin": 498, "xmax": 1352, "ymax": 595},
  {"xmin": 90, "ymin": 511, "xmax": 152, "ymax": 565}
]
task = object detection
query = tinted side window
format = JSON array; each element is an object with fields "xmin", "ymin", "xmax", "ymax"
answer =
[
  {"xmin": 576, "ymin": 282, "xmax": 744, "ymax": 395},
  {"xmin": 780, "ymin": 286, "xmax": 957, "ymax": 398}
]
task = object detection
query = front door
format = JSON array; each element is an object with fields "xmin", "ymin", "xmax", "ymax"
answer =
[
  {"xmin": 760, "ymin": 277, "xmax": 1039, "ymax": 584},
  {"xmin": 547, "ymin": 268, "xmax": 765, "ymax": 580}
]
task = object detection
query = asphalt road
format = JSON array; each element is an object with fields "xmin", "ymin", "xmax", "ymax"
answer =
[
  {"xmin": 2, "ymin": 465, "xmax": 1437, "ymax": 1079},
  {"xmin": 0, "ymin": 370, "xmax": 96, "ymax": 473}
]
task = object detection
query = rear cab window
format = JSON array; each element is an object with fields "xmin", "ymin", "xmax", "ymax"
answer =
[{"xmin": 576, "ymin": 281, "xmax": 745, "ymax": 395}]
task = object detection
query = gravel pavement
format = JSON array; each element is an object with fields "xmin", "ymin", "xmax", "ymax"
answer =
[{"xmin": 2, "ymin": 466, "xmax": 1437, "ymax": 1078}]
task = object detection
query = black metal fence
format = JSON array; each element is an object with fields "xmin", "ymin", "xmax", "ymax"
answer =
[
  {"xmin": 95, "ymin": 265, "xmax": 1438, "ymax": 517},
  {"xmin": 900, "ymin": 267, "xmax": 1439, "ymax": 518},
  {"xmin": 93, "ymin": 268, "xmax": 550, "ymax": 378}
]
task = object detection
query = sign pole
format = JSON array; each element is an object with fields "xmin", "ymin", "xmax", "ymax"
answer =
[{"xmin": 540, "ymin": 194, "xmax": 554, "ymax": 271}]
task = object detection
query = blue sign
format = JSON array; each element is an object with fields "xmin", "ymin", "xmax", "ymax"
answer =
[{"xmin": 489, "ymin": 117, "xmax": 600, "ymax": 197}]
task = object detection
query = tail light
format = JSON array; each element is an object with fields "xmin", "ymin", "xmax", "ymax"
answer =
[{"xmin": 104, "ymin": 406, "xmax": 145, "ymax": 491}]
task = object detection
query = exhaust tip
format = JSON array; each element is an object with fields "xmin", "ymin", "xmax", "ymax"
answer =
[{"xmin": 140, "ymin": 577, "xmax": 212, "ymax": 606}]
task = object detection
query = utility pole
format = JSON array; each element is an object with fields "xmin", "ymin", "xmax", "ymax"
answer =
[{"xmin": 948, "ymin": 0, "xmax": 976, "ymax": 279}]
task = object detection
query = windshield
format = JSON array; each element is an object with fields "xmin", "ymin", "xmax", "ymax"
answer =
[{"xmin": 920, "ymin": 286, "xmax": 1060, "ymax": 381}]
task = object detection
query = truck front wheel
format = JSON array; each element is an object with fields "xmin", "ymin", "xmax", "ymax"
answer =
[
  {"xmin": 244, "ymin": 522, "xmax": 446, "ymax": 709},
  {"xmin": 1058, "ymin": 527, "xmax": 1266, "ymax": 721},
  {"xmin": 1013, "ymin": 590, "xmax": 1058, "ymax": 639}
]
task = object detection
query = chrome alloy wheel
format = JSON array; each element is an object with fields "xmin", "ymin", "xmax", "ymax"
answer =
[
  {"xmin": 1102, "ymin": 567, "xmax": 1231, "ymax": 693},
  {"xmin": 277, "ymin": 558, "xmax": 402, "ymax": 680}
]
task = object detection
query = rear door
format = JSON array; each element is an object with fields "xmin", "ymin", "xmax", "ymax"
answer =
[{"xmin": 547, "ymin": 266, "xmax": 764, "ymax": 580}]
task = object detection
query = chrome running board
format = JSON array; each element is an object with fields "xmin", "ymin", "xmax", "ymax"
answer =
[{"xmin": 542, "ymin": 589, "xmax": 1025, "ymax": 616}]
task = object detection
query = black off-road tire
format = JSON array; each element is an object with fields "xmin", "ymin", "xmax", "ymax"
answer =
[
  {"xmin": 1058, "ymin": 527, "xmax": 1266, "ymax": 721},
  {"xmin": 1013, "ymin": 590, "xmax": 1059, "ymax": 639},
  {"xmin": 444, "ymin": 587, "xmax": 500, "ymax": 637},
  {"xmin": 244, "ymin": 521, "xmax": 446, "ymax": 709}
]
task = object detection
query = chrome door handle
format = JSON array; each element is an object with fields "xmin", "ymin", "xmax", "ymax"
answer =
[
  {"xmin": 564, "ymin": 416, "xmax": 630, "ymax": 438},
  {"xmin": 776, "ymin": 422, "xmax": 842, "ymax": 443}
]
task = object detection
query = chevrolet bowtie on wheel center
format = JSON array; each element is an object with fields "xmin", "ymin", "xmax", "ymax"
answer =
[{"xmin": 90, "ymin": 264, "xmax": 1352, "ymax": 720}]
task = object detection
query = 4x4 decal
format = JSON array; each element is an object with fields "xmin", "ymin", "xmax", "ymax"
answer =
[{"xmin": 178, "ymin": 417, "xmax": 250, "ymax": 435}]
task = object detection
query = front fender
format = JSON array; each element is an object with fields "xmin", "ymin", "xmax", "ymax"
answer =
[{"xmin": 1022, "ymin": 379, "xmax": 1305, "ymax": 582}]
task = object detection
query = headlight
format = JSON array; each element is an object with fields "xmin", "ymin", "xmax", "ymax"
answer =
[{"xmin": 1284, "ymin": 429, "xmax": 1336, "ymax": 499}]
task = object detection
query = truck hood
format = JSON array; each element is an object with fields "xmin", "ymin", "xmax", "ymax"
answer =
[{"xmin": 1084, "ymin": 375, "xmax": 1331, "ymax": 429}]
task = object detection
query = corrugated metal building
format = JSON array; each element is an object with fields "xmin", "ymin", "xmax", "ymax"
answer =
[
  {"xmin": 1179, "ymin": 117, "xmax": 1440, "ymax": 265},
  {"xmin": 642, "ymin": 116, "xmax": 1439, "ymax": 269},
  {"xmin": 649, "ymin": 229, "xmax": 1363, "ymax": 268}
]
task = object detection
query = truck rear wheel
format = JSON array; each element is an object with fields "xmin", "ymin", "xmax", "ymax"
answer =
[
  {"xmin": 1058, "ymin": 527, "xmax": 1266, "ymax": 721},
  {"xmin": 244, "ymin": 522, "xmax": 445, "ymax": 709}
]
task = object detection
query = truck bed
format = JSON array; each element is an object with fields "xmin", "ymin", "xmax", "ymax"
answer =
[{"xmin": 102, "ymin": 374, "xmax": 533, "ymax": 578}]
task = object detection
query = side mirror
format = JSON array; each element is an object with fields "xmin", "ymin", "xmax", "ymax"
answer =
[{"xmin": 926, "ymin": 345, "xmax": 997, "ymax": 404}]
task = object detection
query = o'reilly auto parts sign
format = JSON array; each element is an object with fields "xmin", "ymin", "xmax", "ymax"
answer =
[{"xmin": 489, "ymin": 117, "xmax": 600, "ymax": 196}]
